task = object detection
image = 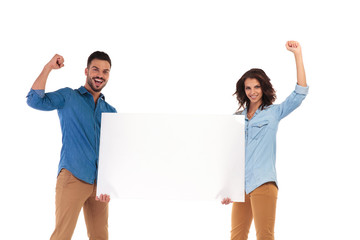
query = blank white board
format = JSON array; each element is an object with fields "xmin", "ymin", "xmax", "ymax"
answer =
[{"xmin": 97, "ymin": 113, "xmax": 245, "ymax": 202}]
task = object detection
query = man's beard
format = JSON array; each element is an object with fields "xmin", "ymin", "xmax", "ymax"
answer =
[{"xmin": 86, "ymin": 75, "xmax": 106, "ymax": 93}]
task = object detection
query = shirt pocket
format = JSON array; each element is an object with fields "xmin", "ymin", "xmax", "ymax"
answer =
[{"xmin": 250, "ymin": 120, "xmax": 269, "ymax": 140}]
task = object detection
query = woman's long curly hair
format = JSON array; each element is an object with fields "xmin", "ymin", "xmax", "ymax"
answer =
[{"xmin": 234, "ymin": 68, "xmax": 276, "ymax": 111}]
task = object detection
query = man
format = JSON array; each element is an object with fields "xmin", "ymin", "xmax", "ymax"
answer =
[{"xmin": 27, "ymin": 51, "xmax": 116, "ymax": 240}]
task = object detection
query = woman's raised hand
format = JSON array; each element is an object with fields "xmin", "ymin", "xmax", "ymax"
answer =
[{"xmin": 285, "ymin": 41, "xmax": 302, "ymax": 55}]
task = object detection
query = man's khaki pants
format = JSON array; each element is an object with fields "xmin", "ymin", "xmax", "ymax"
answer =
[
  {"xmin": 50, "ymin": 169, "xmax": 108, "ymax": 240},
  {"xmin": 231, "ymin": 182, "xmax": 278, "ymax": 240}
]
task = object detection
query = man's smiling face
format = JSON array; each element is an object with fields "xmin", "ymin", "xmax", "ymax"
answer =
[{"xmin": 85, "ymin": 59, "xmax": 111, "ymax": 93}]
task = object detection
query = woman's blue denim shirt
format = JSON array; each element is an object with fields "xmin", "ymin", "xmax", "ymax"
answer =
[{"xmin": 236, "ymin": 84, "xmax": 309, "ymax": 194}]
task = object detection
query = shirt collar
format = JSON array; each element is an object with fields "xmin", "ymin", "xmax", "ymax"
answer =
[
  {"xmin": 244, "ymin": 108, "xmax": 261, "ymax": 120},
  {"xmin": 77, "ymin": 86, "xmax": 105, "ymax": 100}
]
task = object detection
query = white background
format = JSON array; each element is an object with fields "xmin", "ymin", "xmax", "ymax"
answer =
[{"xmin": 1, "ymin": 0, "xmax": 359, "ymax": 239}]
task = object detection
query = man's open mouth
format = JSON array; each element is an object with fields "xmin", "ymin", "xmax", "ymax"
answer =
[{"xmin": 94, "ymin": 78, "xmax": 104, "ymax": 87}]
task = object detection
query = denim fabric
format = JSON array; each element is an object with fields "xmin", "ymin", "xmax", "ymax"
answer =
[
  {"xmin": 236, "ymin": 84, "xmax": 309, "ymax": 193},
  {"xmin": 27, "ymin": 86, "xmax": 116, "ymax": 184}
]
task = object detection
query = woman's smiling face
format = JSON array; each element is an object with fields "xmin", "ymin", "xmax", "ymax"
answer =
[{"xmin": 244, "ymin": 78, "xmax": 263, "ymax": 106}]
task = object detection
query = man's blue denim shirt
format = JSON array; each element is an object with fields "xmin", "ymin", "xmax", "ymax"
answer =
[
  {"xmin": 236, "ymin": 84, "xmax": 309, "ymax": 194},
  {"xmin": 27, "ymin": 86, "xmax": 117, "ymax": 184}
]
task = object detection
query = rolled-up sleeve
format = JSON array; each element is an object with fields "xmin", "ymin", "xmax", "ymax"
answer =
[
  {"xmin": 26, "ymin": 88, "xmax": 69, "ymax": 111},
  {"xmin": 294, "ymin": 84, "xmax": 309, "ymax": 95},
  {"xmin": 277, "ymin": 84, "xmax": 309, "ymax": 120}
]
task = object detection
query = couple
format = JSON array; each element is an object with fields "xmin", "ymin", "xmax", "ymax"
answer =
[{"xmin": 27, "ymin": 41, "xmax": 308, "ymax": 240}]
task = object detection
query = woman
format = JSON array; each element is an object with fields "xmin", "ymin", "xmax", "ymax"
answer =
[{"xmin": 221, "ymin": 41, "xmax": 309, "ymax": 240}]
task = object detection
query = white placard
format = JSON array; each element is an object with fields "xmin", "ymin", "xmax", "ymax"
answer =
[{"xmin": 97, "ymin": 113, "xmax": 245, "ymax": 202}]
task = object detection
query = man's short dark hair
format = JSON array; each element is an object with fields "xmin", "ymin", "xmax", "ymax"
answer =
[{"xmin": 87, "ymin": 51, "xmax": 112, "ymax": 68}]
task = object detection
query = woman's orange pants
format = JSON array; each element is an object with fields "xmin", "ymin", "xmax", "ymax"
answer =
[{"xmin": 231, "ymin": 182, "xmax": 278, "ymax": 240}]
